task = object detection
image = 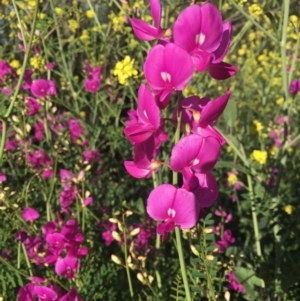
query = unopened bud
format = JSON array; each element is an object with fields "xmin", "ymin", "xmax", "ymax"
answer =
[
  {"xmin": 130, "ymin": 228, "xmax": 140, "ymax": 236},
  {"xmin": 111, "ymin": 254, "xmax": 122, "ymax": 265},
  {"xmin": 224, "ymin": 291, "xmax": 230, "ymax": 301},
  {"xmin": 190, "ymin": 245, "xmax": 199, "ymax": 256},
  {"xmin": 203, "ymin": 228, "xmax": 213, "ymax": 234},
  {"xmin": 206, "ymin": 255, "xmax": 214, "ymax": 261},
  {"xmin": 112, "ymin": 231, "xmax": 121, "ymax": 242},
  {"xmin": 109, "ymin": 218, "xmax": 118, "ymax": 223}
]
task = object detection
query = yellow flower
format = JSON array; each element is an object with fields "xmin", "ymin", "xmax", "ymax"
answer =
[
  {"xmin": 284, "ymin": 205, "xmax": 294, "ymax": 215},
  {"xmin": 86, "ymin": 9, "xmax": 94, "ymax": 19},
  {"xmin": 109, "ymin": 12, "xmax": 125, "ymax": 32},
  {"xmin": 253, "ymin": 120, "xmax": 264, "ymax": 135},
  {"xmin": 276, "ymin": 97, "xmax": 284, "ymax": 105},
  {"xmin": 68, "ymin": 19, "xmax": 80, "ymax": 33},
  {"xmin": 251, "ymin": 150, "xmax": 267, "ymax": 165},
  {"xmin": 10, "ymin": 59, "xmax": 21, "ymax": 69},
  {"xmin": 79, "ymin": 30, "xmax": 89, "ymax": 42},
  {"xmin": 228, "ymin": 173, "xmax": 238, "ymax": 186},
  {"xmin": 38, "ymin": 13, "xmax": 46, "ymax": 19},
  {"xmin": 30, "ymin": 55, "xmax": 45, "ymax": 71},
  {"xmin": 113, "ymin": 56, "xmax": 138, "ymax": 86},
  {"xmin": 54, "ymin": 7, "xmax": 63, "ymax": 15},
  {"xmin": 248, "ymin": 4, "xmax": 263, "ymax": 18}
]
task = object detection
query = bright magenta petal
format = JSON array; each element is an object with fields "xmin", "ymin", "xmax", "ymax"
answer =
[
  {"xmin": 143, "ymin": 44, "xmax": 166, "ymax": 90},
  {"xmin": 194, "ymin": 172, "xmax": 218, "ymax": 207},
  {"xmin": 147, "ymin": 184, "xmax": 176, "ymax": 221},
  {"xmin": 164, "ymin": 43, "xmax": 194, "ymax": 90},
  {"xmin": 173, "ymin": 5, "xmax": 202, "ymax": 53},
  {"xmin": 170, "ymin": 134, "xmax": 202, "ymax": 172},
  {"xmin": 200, "ymin": 90, "xmax": 231, "ymax": 125},
  {"xmin": 150, "ymin": 0, "xmax": 161, "ymax": 29},
  {"xmin": 173, "ymin": 188, "xmax": 199, "ymax": 229},
  {"xmin": 124, "ymin": 161, "xmax": 152, "ymax": 178},
  {"xmin": 137, "ymin": 84, "xmax": 160, "ymax": 129},
  {"xmin": 131, "ymin": 19, "xmax": 163, "ymax": 41},
  {"xmin": 208, "ymin": 62, "xmax": 238, "ymax": 80},
  {"xmin": 199, "ymin": 3, "xmax": 223, "ymax": 52}
]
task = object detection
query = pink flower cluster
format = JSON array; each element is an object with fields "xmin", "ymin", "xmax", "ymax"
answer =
[
  {"xmin": 213, "ymin": 206, "xmax": 235, "ymax": 253},
  {"xmin": 124, "ymin": 0, "xmax": 237, "ymax": 240},
  {"xmin": 269, "ymin": 115, "xmax": 296, "ymax": 148},
  {"xmin": 17, "ymin": 218, "xmax": 88, "ymax": 280},
  {"xmin": 18, "ymin": 277, "xmax": 87, "ymax": 301}
]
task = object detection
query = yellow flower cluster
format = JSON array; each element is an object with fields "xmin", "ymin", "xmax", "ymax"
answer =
[
  {"xmin": 30, "ymin": 55, "xmax": 45, "ymax": 71},
  {"xmin": 108, "ymin": 12, "xmax": 126, "ymax": 32},
  {"xmin": 227, "ymin": 173, "xmax": 238, "ymax": 186},
  {"xmin": 253, "ymin": 120, "xmax": 264, "ymax": 136},
  {"xmin": 68, "ymin": 19, "xmax": 80, "ymax": 33},
  {"xmin": 113, "ymin": 56, "xmax": 138, "ymax": 86},
  {"xmin": 251, "ymin": 150, "xmax": 267, "ymax": 165},
  {"xmin": 248, "ymin": 4, "xmax": 263, "ymax": 18}
]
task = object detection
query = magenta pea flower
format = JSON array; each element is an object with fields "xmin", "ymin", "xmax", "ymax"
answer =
[
  {"xmin": 182, "ymin": 168, "xmax": 218, "ymax": 207},
  {"xmin": 21, "ymin": 207, "xmax": 40, "ymax": 222},
  {"xmin": 173, "ymin": 3, "xmax": 223, "ymax": 72},
  {"xmin": 17, "ymin": 283, "xmax": 37, "ymax": 301},
  {"xmin": 170, "ymin": 134, "xmax": 220, "ymax": 174},
  {"xmin": 143, "ymin": 43, "xmax": 194, "ymax": 108},
  {"xmin": 26, "ymin": 97, "xmax": 40, "ymax": 116},
  {"xmin": 124, "ymin": 84, "xmax": 161, "ymax": 143},
  {"xmin": 207, "ymin": 21, "xmax": 238, "ymax": 80},
  {"xmin": 131, "ymin": 0, "xmax": 165, "ymax": 41},
  {"xmin": 55, "ymin": 256, "xmax": 80, "ymax": 280},
  {"xmin": 31, "ymin": 79, "xmax": 57, "ymax": 98},
  {"xmin": 34, "ymin": 285, "xmax": 57, "ymax": 301},
  {"xmin": 124, "ymin": 137, "xmax": 161, "ymax": 178},
  {"xmin": 31, "ymin": 79, "xmax": 50, "ymax": 98},
  {"xmin": 147, "ymin": 184, "xmax": 200, "ymax": 240}
]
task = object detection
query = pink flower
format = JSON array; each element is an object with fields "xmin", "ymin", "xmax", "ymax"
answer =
[
  {"xmin": 42, "ymin": 168, "xmax": 54, "ymax": 179},
  {"xmin": 147, "ymin": 184, "xmax": 200, "ymax": 240},
  {"xmin": 2, "ymin": 87, "xmax": 11, "ymax": 95},
  {"xmin": 289, "ymin": 79, "xmax": 300, "ymax": 94},
  {"xmin": 216, "ymin": 229, "xmax": 235, "ymax": 253},
  {"xmin": 27, "ymin": 149, "xmax": 52, "ymax": 169},
  {"xmin": 55, "ymin": 256, "xmax": 80, "ymax": 280},
  {"xmin": 131, "ymin": 0, "xmax": 165, "ymax": 41},
  {"xmin": 26, "ymin": 97, "xmax": 40, "ymax": 116},
  {"xmin": 124, "ymin": 137, "xmax": 161, "ymax": 178},
  {"xmin": 34, "ymin": 285, "xmax": 57, "ymax": 301},
  {"xmin": 182, "ymin": 169, "xmax": 219, "ymax": 207},
  {"xmin": 170, "ymin": 134, "xmax": 220, "ymax": 174},
  {"xmin": 173, "ymin": 3, "xmax": 223, "ymax": 72},
  {"xmin": 124, "ymin": 84, "xmax": 161, "ymax": 143},
  {"xmin": 227, "ymin": 271, "xmax": 245, "ymax": 293},
  {"xmin": 207, "ymin": 22, "xmax": 238, "ymax": 80},
  {"xmin": 31, "ymin": 79, "xmax": 56, "ymax": 98},
  {"xmin": 0, "ymin": 171, "xmax": 6, "ymax": 182},
  {"xmin": 143, "ymin": 43, "xmax": 194, "ymax": 108},
  {"xmin": 21, "ymin": 207, "xmax": 40, "ymax": 222}
]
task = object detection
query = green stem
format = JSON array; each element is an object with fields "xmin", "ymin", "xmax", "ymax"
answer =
[
  {"xmin": 22, "ymin": 243, "xmax": 33, "ymax": 277},
  {"xmin": 247, "ymin": 174, "xmax": 262, "ymax": 257},
  {"xmin": 123, "ymin": 214, "xmax": 134, "ymax": 297},
  {"xmin": 173, "ymin": 92, "xmax": 192, "ymax": 301},
  {"xmin": 49, "ymin": 0, "xmax": 78, "ymax": 111},
  {"xmin": 228, "ymin": 0, "xmax": 278, "ymax": 43}
]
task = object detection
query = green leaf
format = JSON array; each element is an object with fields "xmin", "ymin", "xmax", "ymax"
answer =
[
  {"xmin": 223, "ymin": 96, "xmax": 237, "ymax": 127},
  {"xmin": 234, "ymin": 267, "xmax": 265, "ymax": 299}
]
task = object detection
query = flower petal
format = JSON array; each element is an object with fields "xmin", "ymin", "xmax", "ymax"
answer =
[{"xmin": 147, "ymin": 184, "xmax": 176, "ymax": 221}]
